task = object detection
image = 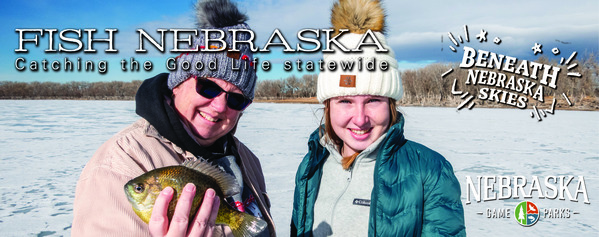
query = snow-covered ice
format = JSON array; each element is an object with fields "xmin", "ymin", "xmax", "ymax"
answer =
[{"xmin": 0, "ymin": 100, "xmax": 597, "ymax": 236}]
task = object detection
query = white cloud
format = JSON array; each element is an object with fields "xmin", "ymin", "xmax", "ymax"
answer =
[
  {"xmin": 115, "ymin": 13, "xmax": 196, "ymax": 58},
  {"xmin": 126, "ymin": 0, "xmax": 598, "ymax": 67}
]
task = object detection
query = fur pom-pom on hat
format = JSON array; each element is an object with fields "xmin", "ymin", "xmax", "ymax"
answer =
[
  {"xmin": 196, "ymin": 0, "xmax": 248, "ymax": 28},
  {"xmin": 331, "ymin": 0, "xmax": 386, "ymax": 36},
  {"xmin": 317, "ymin": 0, "xmax": 403, "ymax": 103}
]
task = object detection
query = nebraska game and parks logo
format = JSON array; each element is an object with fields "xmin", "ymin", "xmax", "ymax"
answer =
[
  {"xmin": 465, "ymin": 175, "xmax": 590, "ymax": 227},
  {"xmin": 514, "ymin": 201, "xmax": 539, "ymax": 226}
]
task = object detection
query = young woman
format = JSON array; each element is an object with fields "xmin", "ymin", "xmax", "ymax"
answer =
[{"xmin": 290, "ymin": 0, "xmax": 465, "ymax": 236}]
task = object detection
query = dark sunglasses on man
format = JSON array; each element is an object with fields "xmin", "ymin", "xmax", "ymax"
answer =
[{"xmin": 194, "ymin": 77, "xmax": 252, "ymax": 111}]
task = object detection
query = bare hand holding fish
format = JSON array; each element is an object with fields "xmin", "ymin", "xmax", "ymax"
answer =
[
  {"xmin": 149, "ymin": 184, "xmax": 220, "ymax": 237},
  {"xmin": 124, "ymin": 159, "xmax": 267, "ymax": 237}
]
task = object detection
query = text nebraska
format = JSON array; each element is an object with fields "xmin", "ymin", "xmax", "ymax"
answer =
[
  {"xmin": 465, "ymin": 176, "xmax": 589, "ymax": 204},
  {"xmin": 137, "ymin": 28, "xmax": 387, "ymax": 53}
]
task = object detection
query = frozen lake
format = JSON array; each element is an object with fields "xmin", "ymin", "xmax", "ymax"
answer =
[{"xmin": 0, "ymin": 100, "xmax": 597, "ymax": 236}]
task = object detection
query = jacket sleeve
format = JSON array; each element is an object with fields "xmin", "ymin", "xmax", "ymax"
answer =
[
  {"xmin": 71, "ymin": 164, "xmax": 148, "ymax": 237},
  {"xmin": 71, "ymin": 122, "xmax": 167, "ymax": 237},
  {"xmin": 420, "ymin": 153, "xmax": 466, "ymax": 237}
]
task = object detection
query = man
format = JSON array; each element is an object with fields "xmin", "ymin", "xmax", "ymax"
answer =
[{"xmin": 71, "ymin": 0, "xmax": 275, "ymax": 236}]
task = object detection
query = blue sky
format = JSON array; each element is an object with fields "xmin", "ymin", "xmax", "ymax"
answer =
[{"xmin": 2, "ymin": 0, "xmax": 598, "ymax": 83}]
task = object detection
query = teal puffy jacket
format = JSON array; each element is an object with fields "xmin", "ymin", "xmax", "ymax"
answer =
[{"xmin": 291, "ymin": 115, "xmax": 466, "ymax": 236}]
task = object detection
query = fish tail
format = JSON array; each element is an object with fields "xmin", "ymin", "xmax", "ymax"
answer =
[
  {"xmin": 229, "ymin": 212, "xmax": 267, "ymax": 237},
  {"xmin": 217, "ymin": 201, "xmax": 267, "ymax": 236}
]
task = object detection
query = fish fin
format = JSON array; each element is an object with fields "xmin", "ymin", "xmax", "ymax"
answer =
[
  {"xmin": 228, "ymin": 213, "xmax": 268, "ymax": 237},
  {"xmin": 182, "ymin": 159, "xmax": 241, "ymax": 197}
]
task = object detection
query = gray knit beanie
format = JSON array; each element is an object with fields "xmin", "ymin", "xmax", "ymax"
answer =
[{"xmin": 168, "ymin": 0, "xmax": 257, "ymax": 100}]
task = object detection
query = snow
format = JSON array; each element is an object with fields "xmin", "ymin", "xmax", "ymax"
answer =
[{"xmin": 0, "ymin": 100, "xmax": 597, "ymax": 236}]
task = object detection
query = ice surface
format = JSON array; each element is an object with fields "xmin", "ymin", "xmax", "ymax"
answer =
[{"xmin": 0, "ymin": 100, "xmax": 597, "ymax": 236}]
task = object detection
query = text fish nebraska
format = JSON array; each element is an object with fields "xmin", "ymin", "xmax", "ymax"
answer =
[{"xmin": 15, "ymin": 28, "xmax": 390, "ymax": 53}]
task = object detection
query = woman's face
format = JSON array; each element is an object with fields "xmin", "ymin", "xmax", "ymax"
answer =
[
  {"xmin": 172, "ymin": 77, "xmax": 243, "ymax": 146},
  {"xmin": 329, "ymin": 95, "xmax": 391, "ymax": 157}
]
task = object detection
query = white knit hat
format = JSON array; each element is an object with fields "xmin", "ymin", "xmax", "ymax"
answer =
[{"xmin": 316, "ymin": 0, "xmax": 403, "ymax": 103}]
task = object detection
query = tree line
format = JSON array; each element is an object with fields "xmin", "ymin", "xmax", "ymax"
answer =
[
  {"xmin": 400, "ymin": 53, "xmax": 599, "ymax": 108},
  {"xmin": 0, "ymin": 74, "xmax": 320, "ymax": 100},
  {"xmin": 254, "ymin": 74, "xmax": 317, "ymax": 99},
  {"xmin": 1, "ymin": 54, "xmax": 597, "ymax": 109},
  {"xmin": 0, "ymin": 80, "xmax": 143, "ymax": 100}
]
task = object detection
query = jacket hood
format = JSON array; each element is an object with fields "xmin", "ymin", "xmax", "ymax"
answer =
[
  {"xmin": 378, "ymin": 111, "xmax": 407, "ymax": 156},
  {"xmin": 135, "ymin": 73, "xmax": 231, "ymax": 159}
]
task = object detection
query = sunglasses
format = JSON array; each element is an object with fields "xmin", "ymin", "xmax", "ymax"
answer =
[{"xmin": 195, "ymin": 77, "xmax": 252, "ymax": 111}]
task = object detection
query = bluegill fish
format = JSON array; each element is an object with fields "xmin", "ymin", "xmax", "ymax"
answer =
[{"xmin": 124, "ymin": 159, "xmax": 267, "ymax": 237}]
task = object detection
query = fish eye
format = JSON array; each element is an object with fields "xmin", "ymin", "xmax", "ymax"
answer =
[{"xmin": 134, "ymin": 184, "xmax": 145, "ymax": 193}]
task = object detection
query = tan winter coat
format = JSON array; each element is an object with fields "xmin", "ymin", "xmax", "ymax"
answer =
[{"xmin": 71, "ymin": 118, "xmax": 275, "ymax": 236}]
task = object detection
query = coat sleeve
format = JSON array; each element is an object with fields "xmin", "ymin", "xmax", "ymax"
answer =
[
  {"xmin": 71, "ymin": 164, "xmax": 148, "ymax": 237},
  {"xmin": 420, "ymin": 153, "xmax": 466, "ymax": 237},
  {"xmin": 71, "ymin": 122, "xmax": 166, "ymax": 237}
]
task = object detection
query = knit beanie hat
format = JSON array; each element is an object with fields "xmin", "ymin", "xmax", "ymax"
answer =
[
  {"xmin": 168, "ymin": 0, "xmax": 257, "ymax": 100},
  {"xmin": 316, "ymin": 0, "xmax": 403, "ymax": 103}
]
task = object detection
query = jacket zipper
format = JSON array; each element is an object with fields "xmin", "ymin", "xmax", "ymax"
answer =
[{"xmin": 329, "ymin": 162, "xmax": 353, "ymax": 230}]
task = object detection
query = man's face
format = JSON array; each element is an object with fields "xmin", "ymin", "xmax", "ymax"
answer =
[{"xmin": 172, "ymin": 77, "xmax": 244, "ymax": 146}]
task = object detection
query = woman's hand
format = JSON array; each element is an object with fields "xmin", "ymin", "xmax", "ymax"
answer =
[{"xmin": 149, "ymin": 183, "xmax": 220, "ymax": 237}]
